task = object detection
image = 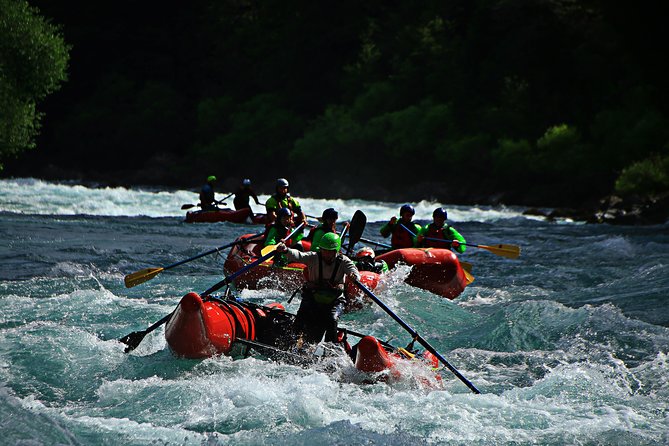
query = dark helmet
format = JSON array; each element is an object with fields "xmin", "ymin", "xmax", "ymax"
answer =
[
  {"xmin": 277, "ymin": 207, "xmax": 291, "ymax": 219},
  {"xmin": 276, "ymin": 178, "xmax": 289, "ymax": 188},
  {"xmin": 433, "ymin": 207, "xmax": 447, "ymax": 219},
  {"xmin": 399, "ymin": 204, "xmax": 415, "ymax": 216},
  {"xmin": 242, "ymin": 178, "xmax": 251, "ymax": 186},
  {"xmin": 322, "ymin": 208, "xmax": 338, "ymax": 221}
]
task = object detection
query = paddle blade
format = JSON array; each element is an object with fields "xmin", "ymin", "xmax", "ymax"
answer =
[
  {"xmin": 124, "ymin": 267, "xmax": 164, "ymax": 288},
  {"xmin": 118, "ymin": 329, "xmax": 148, "ymax": 352},
  {"xmin": 260, "ymin": 245, "xmax": 276, "ymax": 257},
  {"xmin": 480, "ymin": 244, "xmax": 521, "ymax": 259},
  {"xmin": 459, "ymin": 261, "xmax": 475, "ymax": 284},
  {"xmin": 346, "ymin": 210, "xmax": 367, "ymax": 255},
  {"xmin": 181, "ymin": 204, "xmax": 196, "ymax": 210}
]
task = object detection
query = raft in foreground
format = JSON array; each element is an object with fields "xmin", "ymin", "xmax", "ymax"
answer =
[{"xmin": 164, "ymin": 292, "xmax": 441, "ymax": 384}]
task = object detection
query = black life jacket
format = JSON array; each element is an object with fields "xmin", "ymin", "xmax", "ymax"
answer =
[{"xmin": 309, "ymin": 252, "xmax": 344, "ymax": 305}]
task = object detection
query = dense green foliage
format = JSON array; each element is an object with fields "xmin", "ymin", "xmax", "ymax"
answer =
[
  {"xmin": 0, "ymin": 0, "xmax": 69, "ymax": 169},
  {"xmin": 5, "ymin": 1, "xmax": 669, "ymax": 205}
]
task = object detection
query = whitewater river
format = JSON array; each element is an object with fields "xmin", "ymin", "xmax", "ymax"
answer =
[{"xmin": 1, "ymin": 178, "xmax": 668, "ymax": 445}]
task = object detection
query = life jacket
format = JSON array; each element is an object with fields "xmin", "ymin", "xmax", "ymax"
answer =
[
  {"xmin": 423, "ymin": 224, "xmax": 452, "ymax": 249},
  {"xmin": 391, "ymin": 222, "xmax": 415, "ymax": 249},
  {"xmin": 272, "ymin": 193, "xmax": 295, "ymax": 213},
  {"xmin": 306, "ymin": 252, "xmax": 344, "ymax": 305}
]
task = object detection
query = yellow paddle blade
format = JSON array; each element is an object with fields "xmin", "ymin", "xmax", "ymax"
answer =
[
  {"xmin": 260, "ymin": 245, "xmax": 276, "ymax": 257},
  {"xmin": 459, "ymin": 261, "xmax": 475, "ymax": 285},
  {"xmin": 124, "ymin": 267, "xmax": 164, "ymax": 288},
  {"xmin": 479, "ymin": 244, "xmax": 521, "ymax": 259}
]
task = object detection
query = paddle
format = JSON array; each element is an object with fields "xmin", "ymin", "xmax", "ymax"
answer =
[
  {"xmin": 260, "ymin": 222, "xmax": 307, "ymax": 257},
  {"xmin": 204, "ymin": 222, "xmax": 304, "ymax": 296},
  {"xmin": 124, "ymin": 232, "xmax": 265, "ymax": 288},
  {"xmin": 345, "ymin": 210, "xmax": 367, "ymax": 256},
  {"xmin": 400, "ymin": 223, "xmax": 521, "ymax": 259},
  {"xmin": 181, "ymin": 193, "xmax": 234, "ymax": 210},
  {"xmin": 119, "ymin": 227, "xmax": 303, "ymax": 353},
  {"xmin": 353, "ymin": 279, "xmax": 481, "ymax": 394},
  {"xmin": 460, "ymin": 261, "xmax": 475, "ymax": 284},
  {"xmin": 344, "ymin": 235, "xmax": 392, "ymax": 250}
]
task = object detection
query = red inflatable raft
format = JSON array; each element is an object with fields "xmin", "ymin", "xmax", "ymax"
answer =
[
  {"xmin": 376, "ymin": 248, "xmax": 469, "ymax": 299},
  {"xmin": 185, "ymin": 208, "xmax": 266, "ymax": 224},
  {"xmin": 164, "ymin": 292, "xmax": 441, "ymax": 386},
  {"xmin": 223, "ymin": 234, "xmax": 381, "ymax": 300}
]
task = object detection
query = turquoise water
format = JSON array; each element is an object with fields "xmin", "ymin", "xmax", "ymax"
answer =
[{"xmin": 1, "ymin": 178, "xmax": 668, "ymax": 445}]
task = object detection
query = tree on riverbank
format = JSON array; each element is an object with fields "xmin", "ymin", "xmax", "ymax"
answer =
[{"xmin": 0, "ymin": 0, "xmax": 69, "ymax": 170}]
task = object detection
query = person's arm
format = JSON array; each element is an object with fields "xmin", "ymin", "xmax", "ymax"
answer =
[
  {"xmin": 448, "ymin": 227, "xmax": 467, "ymax": 253},
  {"xmin": 379, "ymin": 217, "xmax": 397, "ymax": 238},
  {"xmin": 276, "ymin": 243, "xmax": 315, "ymax": 264},
  {"xmin": 411, "ymin": 223, "xmax": 422, "ymax": 247},
  {"xmin": 252, "ymin": 191, "xmax": 261, "ymax": 205},
  {"xmin": 341, "ymin": 256, "xmax": 361, "ymax": 282}
]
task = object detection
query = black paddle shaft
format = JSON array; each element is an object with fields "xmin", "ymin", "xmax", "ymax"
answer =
[{"xmin": 354, "ymin": 279, "xmax": 481, "ymax": 394}]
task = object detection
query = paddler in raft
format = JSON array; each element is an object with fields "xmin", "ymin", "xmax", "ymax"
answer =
[
  {"xmin": 379, "ymin": 204, "xmax": 422, "ymax": 249},
  {"xmin": 307, "ymin": 207, "xmax": 339, "ymax": 252},
  {"xmin": 353, "ymin": 247, "xmax": 389, "ymax": 273},
  {"xmin": 264, "ymin": 207, "xmax": 304, "ymax": 266},
  {"xmin": 265, "ymin": 178, "xmax": 306, "ymax": 226},
  {"xmin": 199, "ymin": 175, "xmax": 222, "ymax": 211},
  {"xmin": 275, "ymin": 232, "xmax": 360, "ymax": 344},
  {"xmin": 417, "ymin": 207, "xmax": 467, "ymax": 253},
  {"xmin": 233, "ymin": 178, "xmax": 261, "ymax": 218}
]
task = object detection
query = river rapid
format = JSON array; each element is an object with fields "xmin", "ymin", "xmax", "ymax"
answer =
[{"xmin": 1, "ymin": 178, "xmax": 668, "ymax": 445}]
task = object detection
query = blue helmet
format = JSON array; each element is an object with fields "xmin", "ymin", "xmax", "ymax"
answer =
[
  {"xmin": 433, "ymin": 207, "xmax": 447, "ymax": 219},
  {"xmin": 277, "ymin": 207, "xmax": 291, "ymax": 219},
  {"xmin": 399, "ymin": 204, "xmax": 415, "ymax": 216}
]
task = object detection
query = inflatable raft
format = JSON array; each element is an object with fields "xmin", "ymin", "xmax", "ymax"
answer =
[
  {"xmin": 164, "ymin": 292, "xmax": 441, "ymax": 385},
  {"xmin": 223, "ymin": 234, "xmax": 381, "ymax": 300},
  {"xmin": 376, "ymin": 248, "xmax": 469, "ymax": 299},
  {"xmin": 185, "ymin": 208, "xmax": 266, "ymax": 224}
]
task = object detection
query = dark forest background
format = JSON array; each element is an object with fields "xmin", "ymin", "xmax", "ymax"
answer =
[{"xmin": 3, "ymin": 0, "xmax": 669, "ymax": 207}]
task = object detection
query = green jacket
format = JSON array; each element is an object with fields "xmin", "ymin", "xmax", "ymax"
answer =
[
  {"xmin": 418, "ymin": 223, "xmax": 466, "ymax": 253},
  {"xmin": 265, "ymin": 194, "xmax": 301, "ymax": 214},
  {"xmin": 264, "ymin": 224, "xmax": 304, "ymax": 247},
  {"xmin": 309, "ymin": 226, "xmax": 333, "ymax": 252}
]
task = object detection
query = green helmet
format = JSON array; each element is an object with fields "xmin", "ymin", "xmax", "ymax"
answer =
[
  {"xmin": 207, "ymin": 175, "xmax": 217, "ymax": 183},
  {"xmin": 318, "ymin": 232, "xmax": 341, "ymax": 251}
]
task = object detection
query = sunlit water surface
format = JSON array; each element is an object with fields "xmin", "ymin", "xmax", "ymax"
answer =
[{"xmin": 1, "ymin": 178, "xmax": 668, "ymax": 445}]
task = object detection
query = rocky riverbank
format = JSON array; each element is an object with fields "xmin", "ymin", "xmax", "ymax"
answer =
[{"xmin": 524, "ymin": 193, "xmax": 669, "ymax": 225}]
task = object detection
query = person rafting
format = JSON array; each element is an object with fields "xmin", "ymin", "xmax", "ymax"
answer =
[
  {"xmin": 417, "ymin": 207, "xmax": 466, "ymax": 253},
  {"xmin": 265, "ymin": 178, "xmax": 305, "ymax": 226},
  {"xmin": 233, "ymin": 178, "xmax": 261, "ymax": 218},
  {"xmin": 275, "ymin": 233, "xmax": 360, "ymax": 344},
  {"xmin": 353, "ymin": 247, "xmax": 389, "ymax": 273},
  {"xmin": 379, "ymin": 204, "xmax": 422, "ymax": 249},
  {"xmin": 264, "ymin": 207, "xmax": 304, "ymax": 266},
  {"xmin": 199, "ymin": 175, "xmax": 221, "ymax": 211},
  {"xmin": 308, "ymin": 208, "xmax": 339, "ymax": 252}
]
